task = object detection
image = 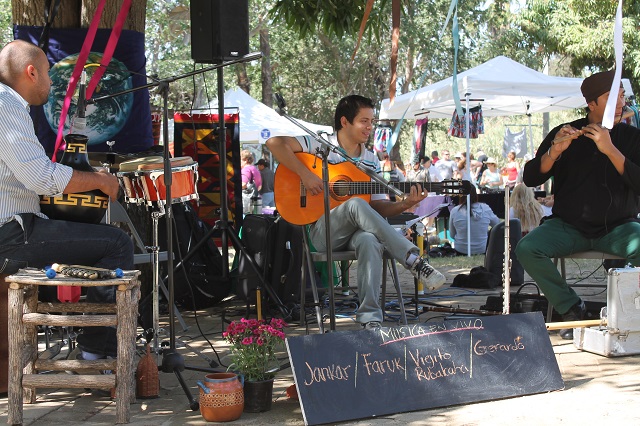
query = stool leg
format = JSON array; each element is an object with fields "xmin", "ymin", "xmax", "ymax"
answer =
[
  {"xmin": 116, "ymin": 285, "xmax": 138, "ymax": 424},
  {"xmin": 7, "ymin": 283, "xmax": 24, "ymax": 425},
  {"xmin": 305, "ymin": 251, "xmax": 325, "ymax": 334},
  {"xmin": 302, "ymin": 232, "xmax": 324, "ymax": 334},
  {"xmin": 381, "ymin": 260, "xmax": 388, "ymax": 319},
  {"xmin": 390, "ymin": 261, "xmax": 408, "ymax": 325},
  {"xmin": 23, "ymin": 285, "xmax": 38, "ymax": 404}
]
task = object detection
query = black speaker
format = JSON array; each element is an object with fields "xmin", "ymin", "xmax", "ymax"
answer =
[{"xmin": 190, "ymin": 0, "xmax": 249, "ymax": 64}]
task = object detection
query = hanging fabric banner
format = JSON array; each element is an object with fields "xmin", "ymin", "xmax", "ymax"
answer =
[
  {"xmin": 448, "ymin": 106, "xmax": 483, "ymax": 139},
  {"xmin": 413, "ymin": 118, "xmax": 428, "ymax": 162},
  {"xmin": 374, "ymin": 126, "xmax": 391, "ymax": 152},
  {"xmin": 502, "ymin": 128, "xmax": 528, "ymax": 159}
]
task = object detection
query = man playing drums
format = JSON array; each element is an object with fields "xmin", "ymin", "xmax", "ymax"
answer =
[{"xmin": 0, "ymin": 40, "xmax": 134, "ymax": 365}]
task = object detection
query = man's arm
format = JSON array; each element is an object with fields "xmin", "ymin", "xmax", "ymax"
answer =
[
  {"xmin": 64, "ymin": 169, "xmax": 120, "ymax": 200},
  {"xmin": 369, "ymin": 183, "xmax": 427, "ymax": 218},
  {"xmin": 266, "ymin": 136, "xmax": 323, "ymax": 195},
  {"xmin": 523, "ymin": 124, "xmax": 570, "ymax": 187}
]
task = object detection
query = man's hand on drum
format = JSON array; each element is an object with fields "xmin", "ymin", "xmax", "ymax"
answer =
[{"xmin": 97, "ymin": 169, "xmax": 120, "ymax": 200}]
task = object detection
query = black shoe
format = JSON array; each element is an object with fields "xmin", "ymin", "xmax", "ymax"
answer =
[{"xmin": 559, "ymin": 300, "xmax": 586, "ymax": 340}]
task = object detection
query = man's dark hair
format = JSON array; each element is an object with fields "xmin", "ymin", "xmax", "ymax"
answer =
[
  {"xmin": 334, "ymin": 95, "xmax": 375, "ymax": 131},
  {"xmin": 431, "ymin": 150, "xmax": 439, "ymax": 157}
]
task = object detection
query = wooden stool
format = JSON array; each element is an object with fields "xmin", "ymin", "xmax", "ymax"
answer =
[
  {"xmin": 0, "ymin": 274, "xmax": 8, "ymax": 394},
  {"xmin": 6, "ymin": 268, "xmax": 141, "ymax": 424}
]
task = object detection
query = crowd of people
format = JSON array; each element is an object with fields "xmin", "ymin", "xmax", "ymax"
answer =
[{"xmin": 374, "ymin": 148, "xmax": 527, "ymax": 191}]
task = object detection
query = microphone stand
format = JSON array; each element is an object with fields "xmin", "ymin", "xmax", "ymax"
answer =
[
  {"xmin": 273, "ymin": 94, "xmax": 402, "ymax": 331},
  {"xmin": 87, "ymin": 52, "xmax": 263, "ymax": 411}
]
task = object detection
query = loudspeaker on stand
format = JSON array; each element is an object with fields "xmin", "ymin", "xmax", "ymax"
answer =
[{"xmin": 190, "ymin": 0, "xmax": 250, "ymax": 64}]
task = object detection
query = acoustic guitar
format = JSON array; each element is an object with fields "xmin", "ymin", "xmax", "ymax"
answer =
[{"xmin": 274, "ymin": 152, "xmax": 473, "ymax": 225}]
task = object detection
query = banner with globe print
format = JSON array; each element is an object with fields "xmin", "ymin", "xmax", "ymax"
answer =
[
  {"xmin": 14, "ymin": 26, "xmax": 154, "ymax": 154},
  {"xmin": 173, "ymin": 112, "xmax": 242, "ymax": 231}
]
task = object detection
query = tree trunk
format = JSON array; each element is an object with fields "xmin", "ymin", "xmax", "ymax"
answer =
[
  {"xmin": 12, "ymin": 0, "xmax": 146, "ymax": 32},
  {"xmin": 236, "ymin": 63, "xmax": 250, "ymax": 94},
  {"xmin": 260, "ymin": 27, "xmax": 272, "ymax": 107}
]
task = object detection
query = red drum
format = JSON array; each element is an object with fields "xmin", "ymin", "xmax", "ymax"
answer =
[{"xmin": 117, "ymin": 156, "xmax": 198, "ymax": 207}]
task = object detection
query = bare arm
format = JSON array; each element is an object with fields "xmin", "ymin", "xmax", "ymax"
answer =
[
  {"xmin": 266, "ymin": 136, "xmax": 323, "ymax": 195},
  {"xmin": 64, "ymin": 169, "xmax": 119, "ymax": 200}
]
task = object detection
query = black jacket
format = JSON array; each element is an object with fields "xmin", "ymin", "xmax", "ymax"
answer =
[{"xmin": 523, "ymin": 117, "xmax": 640, "ymax": 238}]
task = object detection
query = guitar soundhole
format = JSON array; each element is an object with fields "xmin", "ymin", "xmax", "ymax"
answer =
[{"xmin": 331, "ymin": 177, "xmax": 350, "ymax": 198}]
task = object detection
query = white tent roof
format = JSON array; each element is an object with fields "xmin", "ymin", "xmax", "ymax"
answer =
[
  {"xmin": 204, "ymin": 88, "xmax": 333, "ymax": 143},
  {"xmin": 379, "ymin": 56, "xmax": 588, "ymax": 120}
]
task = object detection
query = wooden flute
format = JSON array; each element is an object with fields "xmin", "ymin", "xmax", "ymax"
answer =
[{"xmin": 551, "ymin": 109, "xmax": 635, "ymax": 145}]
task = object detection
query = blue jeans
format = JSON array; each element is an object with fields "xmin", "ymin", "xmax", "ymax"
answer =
[
  {"xmin": 309, "ymin": 198, "xmax": 417, "ymax": 324},
  {"xmin": 261, "ymin": 192, "xmax": 274, "ymax": 207},
  {"xmin": 0, "ymin": 214, "xmax": 134, "ymax": 357}
]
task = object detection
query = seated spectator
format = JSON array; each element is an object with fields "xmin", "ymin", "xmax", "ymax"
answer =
[
  {"xmin": 509, "ymin": 183, "xmax": 544, "ymax": 235},
  {"xmin": 449, "ymin": 187, "xmax": 500, "ymax": 255},
  {"xmin": 536, "ymin": 194, "xmax": 554, "ymax": 217},
  {"xmin": 478, "ymin": 157, "xmax": 503, "ymax": 191}
]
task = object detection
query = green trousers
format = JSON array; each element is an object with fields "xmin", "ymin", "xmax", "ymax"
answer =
[{"xmin": 515, "ymin": 217, "xmax": 640, "ymax": 314}]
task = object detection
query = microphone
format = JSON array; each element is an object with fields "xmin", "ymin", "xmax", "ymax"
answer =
[{"xmin": 73, "ymin": 69, "xmax": 87, "ymax": 132}]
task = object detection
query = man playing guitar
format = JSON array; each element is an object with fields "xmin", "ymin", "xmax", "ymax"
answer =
[{"xmin": 266, "ymin": 95, "xmax": 445, "ymax": 330}]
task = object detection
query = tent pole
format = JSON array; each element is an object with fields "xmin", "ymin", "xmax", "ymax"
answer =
[
  {"xmin": 465, "ymin": 93, "xmax": 471, "ymax": 257},
  {"xmin": 526, "ymin": 101, "xmax": 533, "ymax": 157}
]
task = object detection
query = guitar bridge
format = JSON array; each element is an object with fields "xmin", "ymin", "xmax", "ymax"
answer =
[{"xmin": 300, "ymin": 182, "xmax": 306, "ymax": 208}]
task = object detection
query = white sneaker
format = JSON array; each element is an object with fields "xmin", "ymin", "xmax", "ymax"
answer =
[
  {"xmin": 409, "ymin": 256, "xmax": 446, "ymax": 290},
  {"xmin": 362, "ymin": 321, "xmax": 382, "ymax": 330}
]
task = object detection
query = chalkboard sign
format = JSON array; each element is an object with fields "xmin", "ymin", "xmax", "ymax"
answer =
[{"xmin": 286, "ymin": 312, "xmax": 563, "ymax": 425}]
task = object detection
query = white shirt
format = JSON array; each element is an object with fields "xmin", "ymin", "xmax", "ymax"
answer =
[
  {"xmin": 435, "ymin": 159, "xmax": 457, "ymax": 180},
  {"xmin": 0, "ymin": 83, "xmax": 73, "ymax": 226}
]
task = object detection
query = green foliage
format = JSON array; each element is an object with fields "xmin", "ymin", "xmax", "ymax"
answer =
[
  {"xmin": 270, "ymin": 0, "xmax": 390, "ymax": 40},
  {"xmin": 0, "ymin": 0, "xmax": 13, "ymax": 46},
  {"xmin": 518, "ymin": 0, "xmax": 640, "ymax": 95}
]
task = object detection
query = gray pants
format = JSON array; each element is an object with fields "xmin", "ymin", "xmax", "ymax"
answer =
[{"xmin": 309, "ymin": 198, "xmax": 417, "ymax": 323}]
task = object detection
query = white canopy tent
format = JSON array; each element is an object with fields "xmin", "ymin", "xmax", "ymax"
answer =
[
  {"xmin": 203, "ymin": 88, "xmax": 333, "ymax": 144},
  {"xmin": 379, "ymin": 56, "xmax": 587, "ymax": 120}
]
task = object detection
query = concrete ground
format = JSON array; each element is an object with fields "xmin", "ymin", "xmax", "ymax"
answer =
[{"xmin": 1, "ymin": 256, "xmax": 640, "ymax": 425}]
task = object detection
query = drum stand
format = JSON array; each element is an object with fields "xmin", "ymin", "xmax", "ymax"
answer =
[{"xmin": 150, "ymin": 210, "xmax": 163, "ymax": 356}]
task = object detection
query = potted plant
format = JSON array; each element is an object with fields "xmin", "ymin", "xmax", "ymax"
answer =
[{"xmin": 223, "ymin": 317, "xmax": 287, "ymax": 412}]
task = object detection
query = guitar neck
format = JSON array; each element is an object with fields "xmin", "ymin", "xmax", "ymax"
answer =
[{"xmin": 347, "ymin": 181, "xmax": 460, "ymax": 195}]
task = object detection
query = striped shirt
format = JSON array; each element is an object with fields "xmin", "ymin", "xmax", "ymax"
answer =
[
  {"xmin": 0, "ymin": 83, "xmax": 73, "ymax": 226},
  {"xmin": 295, "ymin": 134, "xmax": 387, "ymax": 201}
]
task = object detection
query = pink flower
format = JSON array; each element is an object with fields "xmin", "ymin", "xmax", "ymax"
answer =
[{"xmin": 242, "ymin": 337, "xmax": 253, "ymax": 345}]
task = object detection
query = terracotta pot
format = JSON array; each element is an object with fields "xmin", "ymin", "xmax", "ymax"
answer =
[
  {"xmin": 198, "ymin": 372, "xmax": 244, "ymax": 422},
  {"xmin": 39, "ymin": 134, "xmax": 108, "ymax": 224}
]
